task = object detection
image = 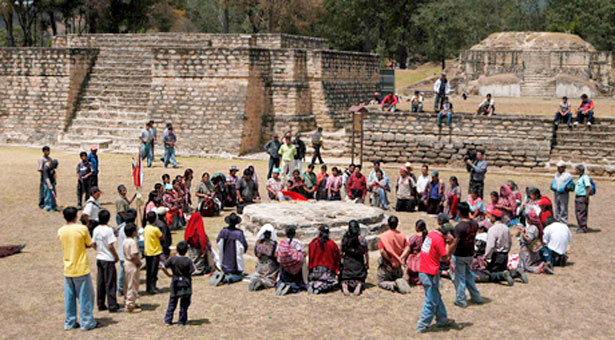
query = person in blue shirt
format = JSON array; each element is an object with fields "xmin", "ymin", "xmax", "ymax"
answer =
[
  {"xmin": 87, "ymin": 146, "xmax": 99, "ymax": 187},
  {"xmin": 574, "ymin": 164, "xmax": 592, "ymax": 233}
]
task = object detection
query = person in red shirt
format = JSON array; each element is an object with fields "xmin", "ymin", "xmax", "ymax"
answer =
[
  {"xmin": 377, "ymin": 216, "xmax": 411, "ymax": 294},
  {"xmin": 307, "ymin": 225, "xmax": 341, "ymax": 295},
  {"xmin": 380, "ymin": 92, "xmax": 398, "ymax": 112},
  {"xmin": 574, "ymin": 93, "xmax": 595, "ymax": 127},
  {"xmin": 347, "ymin": 164, "xmax": 368, "ymax": 203},
  {"xmin": 416, "ymin": 227, "xmax": 454, "ymax": 333}
]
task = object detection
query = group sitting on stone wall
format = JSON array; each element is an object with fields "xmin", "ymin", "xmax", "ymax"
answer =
[{"xmin": 554, "ymin": 93, "xmax": 595, "ymax": 128}]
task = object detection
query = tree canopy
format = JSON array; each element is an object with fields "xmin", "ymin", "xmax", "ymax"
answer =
[{"xmin": 1, "ymin": 0, "xmax": 613, "ymax": 67}]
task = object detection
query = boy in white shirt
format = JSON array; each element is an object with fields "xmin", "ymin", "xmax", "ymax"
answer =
[{"xmin": 92, "ymin": 209, "xmax": 121, "ymax": 312}]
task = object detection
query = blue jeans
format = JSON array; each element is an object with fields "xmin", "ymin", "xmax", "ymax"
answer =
[
  {"xmin": 164, "ymin": 146, "xmax": 177, "ymax": 167},
  {"xmin": 267, "ymin": 157, "xmax": 280, "ymax": 179},
  {"xmin": 554, "ymin": 111, "xmax": 572, "ymax": 125},
  {"xmin": 452, "ymin": 256, "xmax": 482, "ymax": 307},
  {"xmin": 116, "ymin": 214, "xmax": 123, "ymax": 226},
  {"xmin": 64, "ymin": 274, "xmax": 96, "ymax": 331},
  {"xmin": 43, "ymin": 183, "xmax": 57, "ymax": 211},
  {"xmin": 576, "ymin": 109, "xmax": 594, "ymax": 124},
  {"xmin": 118, "ymin": 260, "xmax": 125, "ymax": 292},
  {"xmin": 437, "ymin": 111, "xmax": 452, "ymax": 126},
  {"xmin": 141, "ymin": 143, "xmax": 153, "ymax": 167},
  {"xmin": 417, "ymin": 272, "xmax": 448, "ymax": 331}
]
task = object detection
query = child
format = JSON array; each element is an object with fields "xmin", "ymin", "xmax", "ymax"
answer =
[
  {"xmin": 91, "ymin": 209, "xmax": 121, "ymax": 312},
  {"xmin": 164, "ymin": 241, "xmax": 195, "ymax": 326},
  {"xmin": 144, "ymin": 211, "xmax": 164, "ymax": 294},
  {"xmin": 123, "ymin": 222, "xmax": 142, "ymax": 313}
]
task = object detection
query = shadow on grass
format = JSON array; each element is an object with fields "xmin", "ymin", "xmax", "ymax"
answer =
[
  {"xmin": 186, "ymin": 319, "xmax": 211, "ymax": 326},
  {"xmin": 469, "ymin": 296, "xmax": 492, "ymax": 307},
  {"xmin": 96, "ymin": 317, "xmax": 118, "ymax": 327},
  {"xmin": 426, "ymin": 321, "xmax": 473, "ymax": 333},
  {"xmin": 139, "ymin": 303, "xmax": 160, "ymax": 311}
]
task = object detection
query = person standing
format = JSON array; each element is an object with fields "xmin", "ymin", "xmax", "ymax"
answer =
[
  {"xmin": 144, "ymin": 211, "xmax": 165, "ymax": 294},
  {"xmin": 139, "ymin": 122, "xmax": 154, "ymax": 168},
  {"xmin": 87, "ymin": 146, "xmax": 99, "ymax": 187},
  {"xmin": 42, "ymin": 159, "xmax": 59, "ymax": 211},
  {"xmin": 148, "ymin": 120, "xmax": 157, "ymax": 161},
  {"xmin": 122, "ymin": 223, "xmax": 142, "ymax": 313},
  {"xmin": 58, "ymin": 206, "xmax": 99, "ymax": 331},
  {"xmin": 38, "ymin": 146, "xmax": 52, "ymax": 209},
  {"xmin": 448, "ymin": 202, "xmax": 482, "ymax": 308},
  {"xmin": 163, "ymin": 126, "xmax": 178, "ymax": 168},
  {"xmin": 292, "ymin": 133, "xmax": 306, "ymax": 173},
  {"xmin": 115, "ymin": 185, "xmax": 136, "ymax": 226},
  {"xmin": 278, "ymin": 136, "xmax": 297, "ymax": 183},
  {"xmin": 574, "ymin": 164, "xmax": 592, "ymax": 233},
  {"xmin": 82, "ymin": 187, "xmax": 103, "ymax": 235},
  {"xmin": 311, "ymin": 127, "xmax": 324, "ymax": 165},
  {"xmin": 164, "ymin": 241, "xmax": 195, "ymax": 326},
  {"xmin": 433, "ymin": 72, "xmax": 450, "ymax": 112},
  {"xmin": 76, "ymin": 151, "xmax": 93, "ymax": 209},
  {"xmin": 264, "ymin": 134, "xmax": 281, "ymax": 179},
  {"xmin": 91, "ymin": 210, "xmax": 121, "ymax": 313},
  {"xmin": 466, "ymin": 149, "xmax": 487, "ymax": 198},
  {"xmin": 551, "ymin": 161, "xmax": 574, "ymax": 224},
  {"xmin": 416, "ymin": 165, "xmax": 431, "ymax": 211},
  {"xmin": 416, "ymin": 225, "xmax": 453, "ymax": 333}
]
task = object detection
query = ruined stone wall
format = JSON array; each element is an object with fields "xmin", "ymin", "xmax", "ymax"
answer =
[
  {"xmin": 308, "ymin": 50, "xmax": 380, "ymax": 129},
  {"xmin": 362, "ymin": 111, "xmax": 553, "ymax": 171},
  {"xmin": 0, "ymin": 48, "xmax": 96, "ymax": 145},
  {"xmin": 254, "ymin": 34, "xmax": 329, "ymax": 49}
]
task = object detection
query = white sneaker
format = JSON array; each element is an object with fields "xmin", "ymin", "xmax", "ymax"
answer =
[
  {"xmin": 574, "ymin": 121, "xmax": 578, "ymax": 126},
  {"xmin": 587, "ymin": 122, "xmax": 592, "ymax": 126}
]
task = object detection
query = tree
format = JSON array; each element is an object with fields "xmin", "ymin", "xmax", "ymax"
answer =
[{"xmin": 0, "ymin": 0, "xmax": 15, "ymax": 46}]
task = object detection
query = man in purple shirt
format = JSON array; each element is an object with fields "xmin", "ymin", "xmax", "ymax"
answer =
[{"xmin": 210, "ymin": 213, "xmax": 248, "ymax": 286}]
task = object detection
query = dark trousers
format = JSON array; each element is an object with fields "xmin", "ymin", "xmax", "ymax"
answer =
[
  {"xmin": 0, "ymin": 245, "xmax": 22, "ymax": 258},
  {"xmin": 77, "ymin": 178, "xmax": 91, "ymax": 207},
  {"xmin": 554, "ymin": 111, "xmax": 572, "ymax": 125},
  {"xmin": 90, "ymin": 173, "xmax": 99, "ymax": 187},
  {"xmin": 236, "ymin": 199, "xmax": 254, "ymax": 214},
  {"xmin": 396, "ymin": 198, "xmax": 416, "ymax": 212},
  {"xmin": 486, "ymin": 252, "xmax": 509, "ymax": 282},
  {"xmin": 39, "ymin": 174, "xmax": 45, "ymax": 208},
  {"xmin": 267, "ymin": 157, "xmax": 280, "ymax": 179},
  {"xmin": 469, "ymin": 179, "xmax": 484, "ymax": 199},
  {"xmin": 165, "ymin": 294, "xmax": 191, "ymax": 325},
  {"xmin": 311, "ymin": 143, "xmax": 324, "ymax": 164},
  {"xmin": 575, "ymin": 196, "xmax": 589, "ymax": 231},
  {"xmin": 576, "ymin": 109, "xmax": 594, "ymax": 124},
  {"xmin": 96, "ymin": 260, "xmax": 120, "ymax": 310},
  {"xmin": 145, "ymin": 255, "xmax": 160, "ymax": 292},
  {"xmin": 426, "ymin": 198, "xmax": 442, "ymax": 215}
]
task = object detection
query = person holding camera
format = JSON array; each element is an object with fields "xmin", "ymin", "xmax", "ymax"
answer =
[{"xmin": 466, "ymin": 149, "xmax": 487, "ymax": 199}]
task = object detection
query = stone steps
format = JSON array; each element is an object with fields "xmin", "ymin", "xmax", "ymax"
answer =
[
  {"xmin": 80, "ymin": 103, "xmax": 148, "ymax": 112},
  {"xmin": 80, "ymin": 96, "xmax": 150, "ymax": 107},
  {"xmin": 88, "ymin": 74, "xmax": 152, "ymax": 83},
  {"xmin": 70, "ymin": 117, "xmax": 146, "ymax": 129},
  {"xmin": 555, "ymin": 138, "xmax": 615, "ymax": 148},
  {"xmin": 90, "ymin": 67, "xmax": 151, "ymax": 76}
]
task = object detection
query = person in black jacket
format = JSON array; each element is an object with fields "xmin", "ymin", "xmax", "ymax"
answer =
[{"xmin": 292, "ymin": 133, "xmax": 306, "ymax": 174}]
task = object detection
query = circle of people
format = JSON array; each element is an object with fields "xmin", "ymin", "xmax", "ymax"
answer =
[{"xmin": 43, "ymin": 134, "xmax": 593, "ymax": 332}]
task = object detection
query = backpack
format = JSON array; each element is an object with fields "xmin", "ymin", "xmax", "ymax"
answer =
[
  {"xmin": 590, "ymin": 179, "xmax": 596, "ymax": 196},
  {"xmin": 277, "ymin": 239, "xmax": 304, "ymax": 274}
]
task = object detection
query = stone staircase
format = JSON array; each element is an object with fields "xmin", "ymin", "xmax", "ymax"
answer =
[
  {"xmin": 521, "ymin": 74, "xmax": 556, "ymax": 97},
  {"xmin": 300, "ymin": 128, "xmax": 349, "ymax": 161},
  {"xmin": 551, "ymin": 119, "xmax": 615, "ymax": 175},
  {"xmin": 57, "ymin": 47, "xmax": 153, "ymax": 153}
]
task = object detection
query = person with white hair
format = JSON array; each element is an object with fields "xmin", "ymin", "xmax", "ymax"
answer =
[
  {"xmin": 249, "ymin": 224, "xmax": 279, "ymax": 291},
  {"xmin": 550, "ymin": 161, "xmax": 574, "ymax": 224}
]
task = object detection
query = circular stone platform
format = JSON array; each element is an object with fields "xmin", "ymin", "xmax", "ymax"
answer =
[{"xmin": 240, "ymin": 201, "xmax": 388, "ymax": 250}]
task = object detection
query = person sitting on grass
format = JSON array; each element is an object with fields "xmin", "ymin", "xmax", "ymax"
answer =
[
  {"xmin": 316, "ymin": 164, "xmax": 329, "ymax": 200},
  {"xmin": 302, "ymin": 163, "xmax": 318, "ymax": 199},
  {"xmin": 266, "ymin": 168, "xmax": 285, "ymax": 201},
  {"xmin": 467, "ymin": 187, "xmax": 485, "ymax": 222},
  {"xmin": 370, "ymin": 169, "xmax": 391, "ymax": 210},
  {"xmin": 211, "ymin": 213, "xmax": 248, "ymax": 286},
  {"xmin": 164, "ymin": 241, "xmax": 195, "ymax": 326},
  {"xmin": 554, "ymin": 96, "xmax": 572, "ymax": 127},
  {"xmin": 436, "ymin": 96, "xmax": 454, "ymax": 127},
  {"xmin": 92, "ymin": 209, "xmax": 121, "ymax": 313},
  {"xmin": 574, "ymin": 93, "xmax": 595, "ymax": 127},
  {"xmin": 410, "ymin": 90, "xmax": 424, "ymax": 112},
  {"xmin": 249, "ymin": 224, "xmax": 279, "ymax": 291},
  {"xmin": 122, "ymin": 223, "xmax": 142, "ymax": 313},
  {"xmin": 476, "ymin": 93, "xmax": 495, "ymax": 116},
  {"xmin": 275, "ymin": 225, "xmax": 307, "ymax": 296},
  {"xmin": 541, "ymin": 217, "xmax": 572, "ymax": 267},
  {"xmin": 339, "ymin": 220, "xmax": 369, "ymax": 296},
  {"xmin": 377, "ymin": 216, "xmax": 412, "ymax": 294},
  {"xmin": 307, "ymin": 225, "xmax": 342, "ymax": 295},
  {"xmin": 326, "ymin": 167, "xmax": 343, "ymax": 201},
  {"xmin": 288, "ymin": 169, "xmax": 308, "ymax": 199}
]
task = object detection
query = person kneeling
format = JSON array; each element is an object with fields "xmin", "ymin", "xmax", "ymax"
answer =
[
  {"xmin": 307, "ymin": 226, "xmax": 341, "ymax": 294},
  {"xmin": 210, "ymin": 213, "xmax": 248, "ymax": 286},
  {"xmin": 377, "ymin": 216, "xmax": 412, "ymax": 294},
  {"xmin": 541, "ymin": 217, "xmax": 571, "ymax": 267},
  {"xmin": 249, "ymin": 224, "xmax": 279, "ymax": 291},
  {"xmin": 339, "ymin": 220, "xmax": 369, "ymax": 296}
]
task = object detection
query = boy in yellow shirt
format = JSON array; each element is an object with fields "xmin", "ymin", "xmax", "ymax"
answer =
[{"xmin": 144, "ymin": 211, "xmax": 164, "ymax": 294}]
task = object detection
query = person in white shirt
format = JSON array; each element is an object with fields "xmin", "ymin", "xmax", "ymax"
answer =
[
  {"xmin": 433, "ymin": 72, "xmax": 450, "ymax": 111},
  {"xmin": 416, "ymin": 165, "xmax": 431, "ymax": 211},
  {"xmin": 409, "ymin": 90, "xmax": 424, "ymax": 112},
  {"xmin": 82, "ymin": 186, "xmax": 103, "ymax": 235},
  {"xmin": 91, "ymin": 210, "xmax": 121, "ymax": 312},
  {"xmin": 542, "ymin": 217, "xmax": 572, "ymax": 267},
  {"xmin": 476, "ymin": 93, "xmax": 495, "ymax": 116}
]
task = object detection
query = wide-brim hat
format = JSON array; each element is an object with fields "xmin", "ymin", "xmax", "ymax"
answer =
[{"xmin": 225, "ymin": 213, "xmax": 242, "ymax": 225}]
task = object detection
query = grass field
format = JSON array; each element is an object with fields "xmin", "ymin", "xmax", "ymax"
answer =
[{"xmin": 1, "ymin": 146, "xmax": 614, "ymax": 339}]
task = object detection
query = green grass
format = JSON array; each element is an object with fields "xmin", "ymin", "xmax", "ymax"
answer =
[{"xmin": 394, "ymin": 62, "xmax": 446, "ymax": 90}]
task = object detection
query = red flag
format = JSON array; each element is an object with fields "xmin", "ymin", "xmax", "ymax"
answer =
[{"xmin": 132, "ymin": 151, "xmax": 143, "ymax": 188}]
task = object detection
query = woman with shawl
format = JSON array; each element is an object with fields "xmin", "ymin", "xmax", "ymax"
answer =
[
  {"xmin": 527, "ymin": 188, "xmax": 553, "ymax": 234},
  {"xmin": 249, "ymin": 224, "xmax": 279, "ymax": 291},
  {"xmin": 468, "ymin": 186, "xmax": 486, "ymax": 221},
  {"xmin": 406, "ymin": 220, "xmax": 428, "ymax": 285},
  {"xmin": 184, "ymin": 212, "xmax": 215, "ymax": 275},
  {"xmin": 275, "ymin": 225, "xmax": 306, "ymax": 296},
  {"xmin": 496, "ymin": 185, "xmax": 517, "ymax": 225},
  {"xmin": 444, "ymin": 176, "xmax": 461, "ymax": 220},
  {"xmin": 517, "ymin": 224, "xmax": 553, "ymax": 275},
  {"xmin": 339, "ymin": 220, "xmax": 369, "ymax": 296},
  {"xmin": 307, "ymin": 225, "xmax": 341, "ymax": 294}
]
